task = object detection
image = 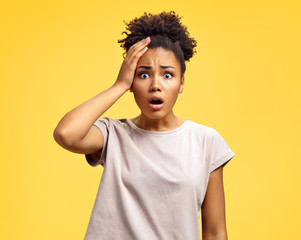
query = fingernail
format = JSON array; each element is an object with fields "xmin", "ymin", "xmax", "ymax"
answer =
[{"xmin": 145, "ymin": 36, "xmax": 150, "ymax": 41}]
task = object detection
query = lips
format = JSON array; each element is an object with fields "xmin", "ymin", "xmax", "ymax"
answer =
[
  {"xmin": 149, "ymin": 95, "xmax": 164, "ymax": 104},
  {"xmin": 148, "ymin": 95, "xmax": 164, "ymax": 110}
]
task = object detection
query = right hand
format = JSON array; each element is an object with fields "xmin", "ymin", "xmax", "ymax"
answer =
[{"xmin": 114, "ymin": 37, "xmax": 151, "ymax": 91}]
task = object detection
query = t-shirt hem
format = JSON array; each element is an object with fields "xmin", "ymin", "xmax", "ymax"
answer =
[
  {"xmin": 210, "ymin": 151, "xmax": 235, "ymax": 173},
  {"xmin": 85, "ymin": 119, "xmax": 109, "ymax": 167}
]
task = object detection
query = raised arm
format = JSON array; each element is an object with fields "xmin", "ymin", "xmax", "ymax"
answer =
[{"xmin": 53, "ymin": 37, "xmax": 151, "ymax": 155}]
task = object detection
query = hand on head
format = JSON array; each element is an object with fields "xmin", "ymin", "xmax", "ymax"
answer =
[{"xmin": 114, "ymin": 37, "xmax": 151, "ymax": 91}]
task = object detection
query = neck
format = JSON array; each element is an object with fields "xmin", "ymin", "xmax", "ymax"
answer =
[{"xmin": 132, "ymin": 111, "xmax": 185, "ymax": 132}]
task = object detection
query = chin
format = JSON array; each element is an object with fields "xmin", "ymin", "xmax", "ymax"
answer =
[{"xmin": 143, "ymin": 110, "xmax": 171, "ymax": 120}]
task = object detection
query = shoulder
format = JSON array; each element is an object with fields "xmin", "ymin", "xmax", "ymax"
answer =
[
  {"xmin": 185, "ymin": 120, "xmax": 218, "ymax": 137},
  {"xmin": 95, "ymin": 117, "xmax": 127, "ymax": 126},
  {"xmin": 177, "ymin": 120, "xmax": 220, "ymax": 147},
  {"xmin": 95, "ymin": 117, "xmax": 133, "ymax": 134}
]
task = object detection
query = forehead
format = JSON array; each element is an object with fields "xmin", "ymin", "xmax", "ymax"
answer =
[{"xmin": 136, "ymin": 47, "xmax": 180, "ymax": 68}]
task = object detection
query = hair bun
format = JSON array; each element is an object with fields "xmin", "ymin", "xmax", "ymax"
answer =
[{"xmin": 118, "ymin": 11, "xmax": 197, "ymax": 61}]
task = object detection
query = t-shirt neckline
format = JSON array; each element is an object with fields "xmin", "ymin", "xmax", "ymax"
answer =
[{"xmin": 127, "ymin": 118, "xmax": 189, "ymax": 135}]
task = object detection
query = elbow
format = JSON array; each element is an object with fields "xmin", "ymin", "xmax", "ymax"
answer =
[
  {"xmin": 53, "ymin": 128, "xmax": 74, "ymax": 147},
  {"xmin": 53, "ymin": 128, "xmax": 64, "ymax": 146}
]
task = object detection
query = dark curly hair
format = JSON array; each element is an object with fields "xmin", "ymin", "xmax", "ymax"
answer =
[{"xmin": 118, "ymin": 11, "xmax": 197, "ymax": 77}]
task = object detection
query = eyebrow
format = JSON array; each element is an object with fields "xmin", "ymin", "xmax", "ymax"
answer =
[{"xmin": 137, "ymin": 65, "xmax": 175, "ymax": 69}]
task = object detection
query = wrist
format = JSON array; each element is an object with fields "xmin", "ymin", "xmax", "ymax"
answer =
[{"xmin": 111, "ymin": 82, "xmax": 130, "ymax": 94}]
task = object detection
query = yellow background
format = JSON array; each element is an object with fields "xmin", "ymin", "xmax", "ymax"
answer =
[{"xmin": 1, "ymin": 0, "xmax": 300, "ymax": 239}]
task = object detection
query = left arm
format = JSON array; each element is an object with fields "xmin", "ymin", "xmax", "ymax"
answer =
[{"xmin": 201, "ymin": 166, "xmax": 228, "ymax": 240}]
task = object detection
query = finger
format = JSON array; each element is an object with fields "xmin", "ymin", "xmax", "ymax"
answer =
[
  {"xmin": 126, "ymin": 37, "xmax": 150, "ymax": 60},
  {"xmin": 126, "ymin": 38, "xmax": 149, "ymax": 60},
  {"xmin": 128, "ymin": 37, "xmax": 150, "ymax": 52},
  {"xmin": 128, "ymin": 46, "xmax": 148, "ymax": 65},
  {"xmin": 127, "ymin": 39, "xmax": 150, "ymax": 63}
]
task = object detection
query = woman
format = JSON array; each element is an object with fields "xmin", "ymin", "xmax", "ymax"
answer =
[{"xmin": 54, "ymin": 11, "xmax": 235, "ymax": 240}]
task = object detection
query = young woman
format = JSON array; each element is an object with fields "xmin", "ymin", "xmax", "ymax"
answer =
[{"xmin": 54, "ymin": 11, "xmax": 235, "ymax": 240}]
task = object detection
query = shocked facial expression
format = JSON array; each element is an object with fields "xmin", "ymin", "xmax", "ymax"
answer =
[{"xmin": 130, "ymin": 47, "xmax": 184, "ymax": 120}]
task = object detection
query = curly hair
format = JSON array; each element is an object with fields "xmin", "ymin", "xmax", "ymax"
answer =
[{"xmin": 118, "ymin": 11, "xmax": 197, "ymax": 76}]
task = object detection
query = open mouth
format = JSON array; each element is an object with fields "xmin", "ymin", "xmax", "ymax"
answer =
[
  {"xmin": 149, "ymin": 99, "xmax": 163, "ymax": 105},
  {"xmin": 148, "ymin": 96, "xmax": 164, "ymax": 110}
]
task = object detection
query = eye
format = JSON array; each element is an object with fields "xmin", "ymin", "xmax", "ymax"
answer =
[
  {"xmin": 164, "ymin": 72, "xmax": 173, "ymax": 79},
  {"xmin": 139, "ymin": 72, "xmax": 149, "ymax": 79}
]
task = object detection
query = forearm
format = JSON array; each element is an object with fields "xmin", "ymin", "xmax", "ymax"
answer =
[
  {"xmin": 54, "ymin": 37, "xmax": 150, "ymax": 145},
  {"xmin": 53, "ymin": 82, "xmax": 127, "ymax": 145}
]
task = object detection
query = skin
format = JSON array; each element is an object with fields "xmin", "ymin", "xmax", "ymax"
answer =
[
  {"xmin": 202, "ymin": 166, "xmax": 228, "ymax": 240},
  {"xmin": 129, "ymin": 46, "xmax": 185, "ymax": 131},
  {"xmin": 53, "ymin": 37, "xmax": 228, "ymax": 239}
]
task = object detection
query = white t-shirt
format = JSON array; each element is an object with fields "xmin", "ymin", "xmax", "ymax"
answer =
[{"xmin": 84, "ymin": 117, "xmax": 235, "ymax": 240}]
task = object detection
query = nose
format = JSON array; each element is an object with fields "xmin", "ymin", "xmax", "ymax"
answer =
[{"xmin": 150, "ymin": 75, "xmax": 161, "ymax": 92}]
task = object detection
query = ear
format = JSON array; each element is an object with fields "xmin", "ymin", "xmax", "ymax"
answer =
[{"xmin": 179, "ymin": 76, "xmax": 185, "ymax": 93}]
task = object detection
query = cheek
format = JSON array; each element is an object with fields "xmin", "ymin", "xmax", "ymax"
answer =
[
  {"xmin": 165, "ymin": 86, "xmax": 181, "ymax": 103},
  {"xmin": 170, "ymin": 90, "xmax": 180, "ymax": 101},
  {"xmin": 165, "ymin": 82, "xmax": 181, "ymax": 94},
  {"xmin": 132, "ymin": 80, "xmax": 148, "ymax": 96},
  {"xmin": 132, "ymin": 79, "xmax": 144, "ymax": 91},
  {"xmin": 132, "ymin": 87, "xmax": 146, "ymax": 105}
]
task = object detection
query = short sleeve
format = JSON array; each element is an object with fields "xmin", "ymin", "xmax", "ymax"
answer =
[
  {"xmin": 85, "ymin": 117, "xmax": 110, "ymax": 167},
  {"xmin": 208, "ymin": 129, "xmax": 235, "ymax": 173}
]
